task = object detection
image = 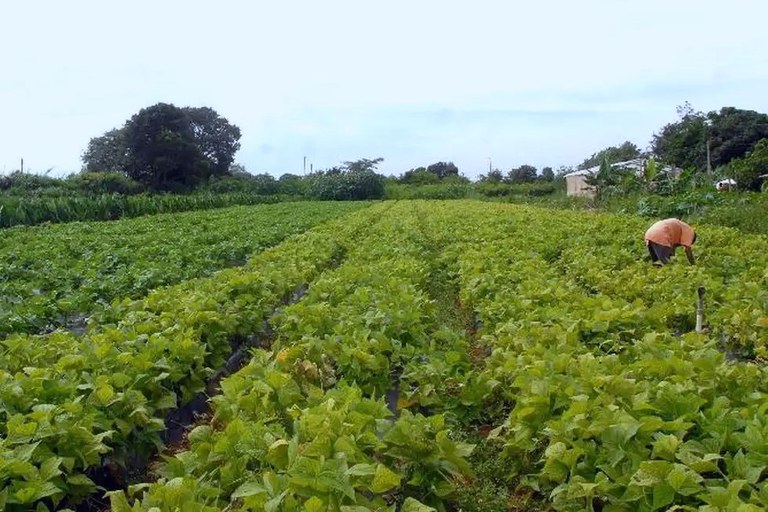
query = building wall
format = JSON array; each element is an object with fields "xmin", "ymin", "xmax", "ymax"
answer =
[{"xmin": 566, "ymin": 175, "xmax": 595, "ymax": 197}]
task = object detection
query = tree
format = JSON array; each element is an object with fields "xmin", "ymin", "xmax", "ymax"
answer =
[
  {"xmin": 183, "ymin": 107, "xmax": 241, "ymax": 176},
  {"xmin": 343, "ymin": 157, "xmax": 384, "ymax": 173},
  {"xmin": 122, "ymin": 103, "xmax": 206, "ymax": 190},
  {"xmin": 426, "ymin": 161, "xmax": 460, "ymax": 180},
  {"xmin": 726, "ymin": 138, "xmax": 768, "ymax": 190},
  {"xmin": 651, "ymin": 104, "xmax": 768, "ymax": 171},
  {"xmin": 479, "ymin": 169, "xmax": 504, "ymax": 183},
  {"xmin": 81, "ymin": 103, "xmax": 241, "ymax": 191},
  {"xmin": 651, "ymin": 103, "xmax": 707, "ymax": 170},
  {"xmin": 579, "ymin": 141, "xmax": 641, "ymax": 170},
  {"xmin": 707, "ymin": 107, "xmax": 768, "ymax": 167},
  {"xmin": 506, "ymin": 164, "xmax": 537, "ymax": 184},
  {"xmin": 82, "ymin": 129, "xmax": 128, "ymax": 172},
  {"xmin": 401, "ymin": 167, "xmax": 438, "ymax": 184},
  {"xmin": 541, "ymin": 166, "xmax": 555, "ymax": 182}
]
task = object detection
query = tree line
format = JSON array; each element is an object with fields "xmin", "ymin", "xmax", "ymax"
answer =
[{"xmin": 67, "ymin": 101, "xmax": 768, "ymax": 195}]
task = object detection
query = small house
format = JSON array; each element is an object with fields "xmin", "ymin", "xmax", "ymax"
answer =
[{"xmin": 564, "ymin": 158, "xmax": 677, "ymax": 197}]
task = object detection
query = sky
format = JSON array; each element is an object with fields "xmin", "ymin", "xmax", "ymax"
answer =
[{"xmin": 1, "ymin": 0, "xmax": 767, "ymax": 179}]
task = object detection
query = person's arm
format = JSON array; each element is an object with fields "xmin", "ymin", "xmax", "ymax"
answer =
[{"xmin": 685, "ymin": 246, "xmax": 695, "ymax": 265}]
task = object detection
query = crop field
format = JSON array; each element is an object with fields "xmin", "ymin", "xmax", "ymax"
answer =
[
  {"xmin": 0, "ymin": 202, "xmax": 364, "ymax": 337},
  {"xmin": 1, "ymin": 200, "xmax": 767, "ymax": 511}
]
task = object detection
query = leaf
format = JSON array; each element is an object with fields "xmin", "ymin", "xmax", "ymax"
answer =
[
  {"xmin": 370, "ymin": 464, "xmax": 401, "ymax": 493},
  {"xmin": 266, "ymin": 440, "xmax": 290, "ymax": 470},
  {"xmin": 652, "ymin": 482, "xmax": 676, "ymax": 510},
  {"xmin": 94, "ymin": 384, "xmax": 115, "ymax": 405},
  {"xmin": 303, "ymin": 496, "xmax": 325, "ymax": 512},
  {"xmin": 13, "ymin": 481, "xmax": 62, "ymax": 504},
  {"xmin": 232, "ymin": 481, "xmax": 267, "ymax": 498},
  {"xmin": 401, "ymin": 497, "xmax": 437, "ymax": 512},
  {"xmin": 346, "ymin": 463, "xmax": 377, "ymax": 477}
]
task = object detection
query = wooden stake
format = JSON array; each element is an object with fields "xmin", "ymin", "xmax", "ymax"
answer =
[{"xmin": 696, "ymin": 286, "xmax": 705, "ymax": 333}]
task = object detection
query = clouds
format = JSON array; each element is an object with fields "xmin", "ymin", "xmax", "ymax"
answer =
[{"xmin": 1, "ymin": 0, "xmax": 767, "ymax": 177}]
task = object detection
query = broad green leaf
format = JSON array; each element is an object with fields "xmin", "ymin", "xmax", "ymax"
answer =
[{"xmin": 370, "ymin": 464, "xmax": 401, "ymax": 493}]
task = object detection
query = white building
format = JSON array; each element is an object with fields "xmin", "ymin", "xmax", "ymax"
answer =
[{"xmin": 563, "ymin": 158, "xmax": 677, "ymax": 197}]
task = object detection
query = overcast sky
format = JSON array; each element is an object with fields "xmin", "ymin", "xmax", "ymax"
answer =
[{"xmin": 2, "ymin": 0, "xmax": 767, "ymax": 179}]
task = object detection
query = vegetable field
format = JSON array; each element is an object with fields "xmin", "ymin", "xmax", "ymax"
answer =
[
  {"xmin": 1, "ymin": 200, "xmax": 767, "ymax": 511},
  {"xmin": 0, "ymin": 202, "xmax": 364, "ymax": 336}
]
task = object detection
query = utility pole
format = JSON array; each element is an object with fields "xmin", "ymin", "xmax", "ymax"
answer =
[
  {"xmin": 303, "ymin": 156, "xmax": 306, "ymax": 175},
  {"xmin": 20, "ymin": 158, "xmax": 24, "ymax": 173},
  {"xmin": 488, "ymin": 157, "xmax": 492, "ymax": 174},
  {"xmin": 706, "ymin": 140, "xmax": 712, "ymax": 178}
]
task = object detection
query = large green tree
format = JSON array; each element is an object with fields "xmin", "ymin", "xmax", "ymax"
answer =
[
  {"xmin": 183, "ymin": 106, "xmax": 242, "ymax": 176},
  {"xmin": 122, "ymin": 103, "xmax": 206, "ymax": 190},
  {"xmin": 651, "ymin": 103, "xmax": 768, "ymax": 171},
  {"xmin": 82, "ymin": 103, "xmax": 241, "ymax": 190}
]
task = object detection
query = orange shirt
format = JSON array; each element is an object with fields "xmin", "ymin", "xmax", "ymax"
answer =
[{"xmin": 644, "ymin": 219, "xmax": 696, "ymax": 248}]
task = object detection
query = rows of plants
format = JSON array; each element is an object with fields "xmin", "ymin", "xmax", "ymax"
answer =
[
  {"xmin": 112, "ymin": 203, "xmax": 478, "ymax": 511},
  {"xmin": 0, "ymin": 201, "xmax": 364, "ymax": 336},
  {"xmin": 416, "ymin": 201, "xmax": 768, "ymax": 510},
  {"xmin": 0, "ymin": 205, "xmax": 384, "ymax": 511},
  {"xmin": 0, "ymin": 192, "xmax": 301, "ymax": 229},
  {"xmin": 4, "ymin": 199, "xmax": 766, "ymax": 511}
]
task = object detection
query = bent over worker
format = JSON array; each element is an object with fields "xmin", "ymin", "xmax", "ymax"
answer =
[{"xmin": 644, "ymin": 218, "xmax": 697, "ymax": 266}]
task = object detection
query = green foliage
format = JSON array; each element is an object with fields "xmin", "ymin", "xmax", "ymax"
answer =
[
  {"xmin": 0, "ymin": 202, "xmax": 364, "ymax": 336},
  {"xmin": 4, "ymin": 200, "xmax": 768, "ymax": 510},
  {"xmin": 82, "ymin": 128, "xmax": 128, "ymax": 173},
  {"xmin": 579, "ymin": 141, "xmax": 641, "ymax": 170},
  {"xmin": 726, "ymin": 138, "xmax": 768, "ymax": 190},
  {"xmin": 0, "ymin": 192, "xmax": 291, "ymax": 228},
  {"xmin": 69, "ymin": 171, "xmax": 144, "ymax": 195},
  {"xmin": 82, "ymin": 103, "xmax": 241, "ymax": 191},
  {"xmin": 541, "ymin": 166, "xmax": 555, "ymax": 182},
  {"xmin": 308, "ymin": 160, "xmax": 385, "ymax": 200},
  {"xmin": 426, "ymin": 161, "xmax": 460, "ymax": 180},
  {"xmin": 0, "ymin": 171, "xmax": 63, "ymax": 194},
  {"xmin": 652, "ymin": 103, "xmax": 768, "ymax": 172},
  {"xmin": 506, "ymin": 164, "xmax": 538, "ymax": 184},
  {"xmin": 0, "ymin": 205, "xmax": 382, "ymax": 510},
  {"xmin": 400, "ymin": 167, "xmax": 440, "ymax": 184}
]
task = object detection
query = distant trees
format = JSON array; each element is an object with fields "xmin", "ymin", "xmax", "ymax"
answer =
[
  {"xmin": 82, "ymin": 103, "xmax": 241, "ymax": 191},
  {"xmin": 400, "ymin": 161, "xmax": 462, "ymax": 183},
  {"xmin": 478, "ymin": 169, "xmax": 504, "ymax": 183},
  {"xmin": 541, "ymin": 166, "xmax": 555, "ymax": 182},
  {"xmin": 579, "ymin": 141, "xmax": 641, "ymax": 170},
  {"xmin": 506, "ymin": 164, "xmax": 538, "ymax": 183},
  {"xmin": 82, "ymin": 129, "xmax": 129, "ymax": 174},
  {"xmin": 726, "ymin": 138, "xmax": 768, "ymax": 191},
  {"xmin": 651, "ymin": 103, "xmax": 768, "ymax": 171}
]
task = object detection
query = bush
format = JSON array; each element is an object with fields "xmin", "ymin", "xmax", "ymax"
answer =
[
  {"xmin": 308, "ymin": 170, "xmax": 384, "ymax": 200},
  {"xmin": 70, "ymin": 172, "xmax": 144, "ymax": 195},
  {"xmin": 206, "ymin": 173, "xmax": 279, "ymax": 195},
  {"xmin": 0, "ymin": 171, "xmax": 65, "ymax": 194}
]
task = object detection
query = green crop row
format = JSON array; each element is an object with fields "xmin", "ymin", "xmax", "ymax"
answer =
[
  {"xmin": 419, "ymin": 201, "xmax": 768, "ymax": 510},
  {"xmin": 0, "ymin": 192, "xmax": 300, "ymax": 229},
  {"xmin": 0, "ymin": 205, "xmax": 383, "ymax": 511},
  {"xmin": 0, "ymin": 201, "xmax": 365, "ymax": 336},
  {"xmin": 114, "ymin": 203, "xmax": 476, "ymax": 511}
]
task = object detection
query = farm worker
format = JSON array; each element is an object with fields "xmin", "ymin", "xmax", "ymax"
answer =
[{"xmin": 644, "ymin": 218, "xmax": 697, "ymax": 266}]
